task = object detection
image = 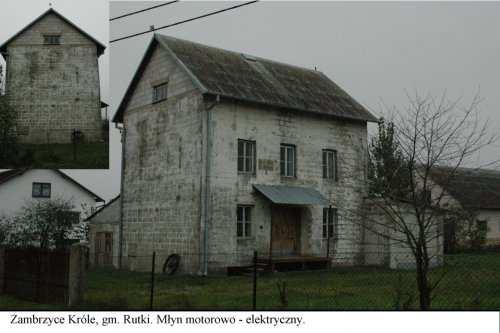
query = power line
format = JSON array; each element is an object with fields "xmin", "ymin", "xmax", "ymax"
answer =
[
  {"xmin": 110, "ymin": 1, "xmax": 259, "ymax": 44},
  {"xmin": 110, "ymin": 1, "xmax": 180, "ymax": 22}
]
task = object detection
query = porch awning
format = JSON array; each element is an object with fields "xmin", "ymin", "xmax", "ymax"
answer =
[{"xmin": 253, "ymin": 184, "xmax": 330, "ymax": 206}]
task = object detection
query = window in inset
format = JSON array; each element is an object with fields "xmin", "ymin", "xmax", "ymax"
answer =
[
  {"xmin": 32, "ymin": 183, "xmax": 51, "ymax": 198},
  {"xmin": 43, "ymin": 35, "xmax": 61, "ymax": 45}
]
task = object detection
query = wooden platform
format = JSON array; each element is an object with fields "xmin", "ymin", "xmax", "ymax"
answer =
[
  {"xmin": 258, "ymin": 256, "xmax": 330, "ymax": 272},
  {"xmin": 227, "ymin": 255, "xmax": 330, "ymax": 276}
]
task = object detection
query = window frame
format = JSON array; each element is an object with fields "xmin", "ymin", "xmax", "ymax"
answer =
[
  {"xmin": 322, "ymin": 149, "xmax": 338, "ymax": 180},
  {"xmin": 152, "ymin": 82, "xmax": 168, "ymax": 104},
  {"xmin": 237, "ymin": 205, "xmax": 253, "ymax": 239},
  {"xmin": 43, "ymin": 34, "xmax": 61, "ymax": 45},
  {"xmin": 237, "ymin": 139, "xmax": 256, "ymax": 175},
  {"xmin": 322, "ymin": 207, "xmax": 338, "ymax": 239},
  {"xmin": 32, "ymin": 182, "xmax": 51, "ymax": 198},
  {"xmin": 280, "ymin": 143, "xmax": 296, "ymax": 178},
  {"xmin": 476, "ymin": 219, "xmax": 488, "ymax": 233}
]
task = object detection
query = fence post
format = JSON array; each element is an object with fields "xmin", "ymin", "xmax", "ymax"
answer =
[
  {"xmin": 0, "ymin": 247, "xmax": 4, "ymax": 294},
  {"xmin": 252, "ymin": 250, "xmax": 257, "ymax": 310},
  {"xmin": 150, "ymin": 251, "xmax": 156, "ymax": 310},
  {"xmin": 68, "ymin": 244, "xmax": 88, "ymax": 307}
]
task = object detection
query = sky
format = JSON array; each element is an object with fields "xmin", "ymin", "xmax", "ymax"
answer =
[{"xmin": 2, "ymin": 1, "xmax": 500, "ymax": 202}]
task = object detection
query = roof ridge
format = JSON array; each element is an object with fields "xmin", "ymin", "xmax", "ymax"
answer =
[
  {"xmin": 156, "ymin": 34, "xmax": 322, "ymax": 75},
  {"xmin": 114, "ymin": 34, "xmax": 378, "ymax": 123},
  {"xmin": 435, "ymin": 166, "xmax": 500, "ymax": 175}
]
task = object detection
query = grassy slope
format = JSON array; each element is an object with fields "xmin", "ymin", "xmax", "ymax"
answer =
[
  {"xmin": 1, "ymin": 253, "xmax": 499, "ymax": 310},
  {"xmin": 1, "ymin": 143, "xmax": 109, "ymax": 169}
]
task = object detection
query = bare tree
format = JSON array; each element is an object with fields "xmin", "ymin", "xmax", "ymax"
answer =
[
  {"xmin": 0, "ymin": 64, "xmax": 4, "ymax": 95},
  {"xmin": 365, "ymin": 91, "xmax": 497, "ymax": 309}
]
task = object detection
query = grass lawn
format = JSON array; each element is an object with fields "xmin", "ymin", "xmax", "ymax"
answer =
[
  {"xmin": 1, "ymin": 253, "xmax": 499, "ymax": 310},
  {"xmin": 2, "ymin": 143, "xmax": 109, "ymax": 169}
]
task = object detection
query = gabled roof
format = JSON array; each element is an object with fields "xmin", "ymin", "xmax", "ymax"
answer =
[
  {"xmin": 85, "ymin": 195, "xmax": 120, "ymax": 222},
  {"xmin": 113, "ymin": 34, "xmax": 377, "ymax": 123},
  {"xmin": 430, "ymin": 167, "xmax": 500, "ymax": 210},
  {"xmin": 0, "ymin": 8, "xmax": 106, "ymax": 58},
  {"xmin": 0, "ymin": 169, "xmax": 104, "ymax": 202}
]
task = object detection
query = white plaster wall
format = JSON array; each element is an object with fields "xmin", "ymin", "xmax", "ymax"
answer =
[
  {"xmin": 362, "ymin": 200, "xmax": 444, "ymax": 269},
  {"xmin": 0, "ymin": 169, "xmax": 98, "ymax": 218},
  {"xmin": 477, "ymin": 209, "xmax": 500, "ymax": 245}
]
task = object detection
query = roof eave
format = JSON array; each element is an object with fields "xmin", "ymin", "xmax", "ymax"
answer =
[
  {"xmin": 112, "ymin": 36, "xmax": 159, "ymax": 124},
  {"xmin": 113, "ymin": 34, "xmax": 210, "ymax": 123},
  {"xmin": 203, "ymin": 91, "xmax": 377, "ymax": 123}
]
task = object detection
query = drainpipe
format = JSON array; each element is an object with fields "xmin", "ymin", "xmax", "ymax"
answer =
[
  {"xmin": 117, "ymin": 123, "xmax": 126, "ymax": 269},
  {"xmin": 200, "ymin": 94, "xmax": 220, "ymax": 276}
]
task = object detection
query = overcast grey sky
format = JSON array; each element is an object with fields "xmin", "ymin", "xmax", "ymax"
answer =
[
  {"xmin": 110, "ymin": 1, "xmax": 500, "ymax": 193},
  {"xmin": 3, "ymin": 1, "xmax": 500, "ymax": 202}
]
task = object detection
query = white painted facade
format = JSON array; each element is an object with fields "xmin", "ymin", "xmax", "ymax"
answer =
[
  {"xmin": 0, "ymin": 169, "xmax": 101, "ymax": 219},
  {"xmin": 477, "ymin": 210, "xmax": 500, "ymax": 245},
  {"xmin": 118, "ymin": 39, "xmax": 370, "ymax": 273}
]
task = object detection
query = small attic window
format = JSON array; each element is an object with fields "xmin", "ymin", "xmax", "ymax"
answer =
[
  {"xmin": 44, "ymin": 35, "xmax": 61, "ymax": 45},
  {"xmin": 242, "ymin": 53, "xmax": 257, "ymax": 62},
  {"xmin": 152, "ymin": 82, "xmax": 168, "ymax": 103}
]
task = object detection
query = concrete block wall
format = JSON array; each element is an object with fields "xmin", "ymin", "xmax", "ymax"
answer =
[
  {"xmin": 121, "ymin": 44, "xmax": 204, "ymax": 273},
  {"xmin": 5, "ymin": 12, "xmax": 102, "ymax": 144},
  {"xmin": 207, "ymin": 102, "xmax": 369, "ymax": 269},
  {"xmin": 120, "ymin": 41, "xmax": 371, "ymax": 273}
]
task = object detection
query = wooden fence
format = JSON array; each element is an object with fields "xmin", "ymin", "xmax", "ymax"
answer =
[{"xmin": 0, "ymin": 244, "xmax": 87, "ymax": 306}]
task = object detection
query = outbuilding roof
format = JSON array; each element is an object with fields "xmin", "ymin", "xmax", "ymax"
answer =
[
  {"xmin": 430, "ymin": 167, "xmax": 500, "ymax": 210},
  {"xmin": 0, "ymin": 8, "xmax": 106, "ymax": 58},
  {"xmin": 113, "ymin": 34, "xmax": 377, "ymax": 123}
]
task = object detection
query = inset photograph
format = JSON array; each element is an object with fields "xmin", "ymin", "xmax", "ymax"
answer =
[{"xmin": 0, "ymin": 5, "xmax": 109, "ymax": 169}]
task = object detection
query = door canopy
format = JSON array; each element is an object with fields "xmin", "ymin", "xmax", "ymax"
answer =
[{"xmin": 253, "ymin": 184, "xmax": 330, "ymax": 206}]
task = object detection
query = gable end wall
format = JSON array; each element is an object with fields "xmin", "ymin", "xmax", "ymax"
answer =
[
  {"xmin": 120, "ymin": 44, "xmax": 204, "ymax": 273},
  {"xmin": 5, "ymin": 12, "xmax": 102, "ymax": 144}
]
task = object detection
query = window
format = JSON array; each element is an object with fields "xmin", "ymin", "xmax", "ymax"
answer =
[
  {"xmin": 476, "ymin": 220, "xmax": 488, "ymax": 233},
  {"xmin": 32, "ymin": 183, "xmax": 51, "ymax": 198},
  {"xmin": 43, "ymin": 35, "xmax": 61, "ymax": 45},
  {"xmin": 152, "ymin": 82, "xmax": 168, "ymax": 103},
  {"xmin": 280, "ymin": 144, "xmax": 296, "ymax": 177},
  {"xmin": 237, "ymin": 206, "xmax": 252, "ymax": 238},
  {"xmin": 237, "ymin": 139, "xmax": 256, "ymax": 174},
  {"xmin": 323, "ymin": 207, "xmax": 338, "ymax": 239},
  {"xmin": 322, "ymin": 149, "xmax": 338, "ymax": 180}
]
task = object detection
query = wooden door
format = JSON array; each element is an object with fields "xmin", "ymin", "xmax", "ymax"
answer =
[
  {"xmin": 271, "ymin": 206, "xmax": 301, "ymax": 256},
  {"xmin": 95, "ymin": 232, "xmax": 113, "ymax": 266}
]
